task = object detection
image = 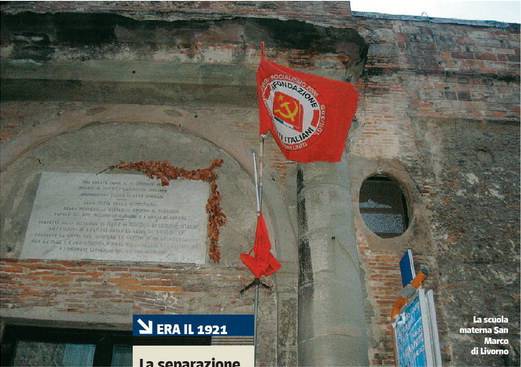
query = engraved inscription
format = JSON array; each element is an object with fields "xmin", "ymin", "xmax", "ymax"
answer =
[{"xmin": 21, "ymin": 172, "xmax": 209, "ymax": 263}]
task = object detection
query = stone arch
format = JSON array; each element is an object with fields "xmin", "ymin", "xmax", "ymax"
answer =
[
  {"xmin": 0, "ymin": 103, "xmax": 299, "ymax": 263},
  {"xmin": 0, "ymin": 104, "xmax": 299, "ymax": 365}
]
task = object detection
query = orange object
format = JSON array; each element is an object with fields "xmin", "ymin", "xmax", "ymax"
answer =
[
  {"xmin": 391, "ymin": 297, "xmax": 408, "ymax": 319},
  {"xmin": 411, "ymin": 271, "xmax": 426, "ymax": 288},
  {"xmin": 391, "ymin": 271, "xmax": 426, "ymax": 319}
]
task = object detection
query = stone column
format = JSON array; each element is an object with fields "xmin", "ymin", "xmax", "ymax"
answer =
[{"xmin": 297, "ymin": 160, "xmax": 369, "ymax": 366}]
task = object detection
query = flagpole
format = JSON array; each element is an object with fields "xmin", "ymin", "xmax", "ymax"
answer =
[
  {"xmin": 253, "ymin": 278, "xmax": 260, "ymax": 365},
  {"xmin": 243, "ymin": 137, "xmax": 278, "ymax": 365},
  {"xmin": 259, "ymin": 134, "xmax": 265, "ymax": 212},
  {"xmin": 251, "ymin": 150, "xmax": 261, "ymax": 366},
  {"xmin": 255, "ymin": 45, "xmax": 266, "ymax": 367},
  {"xmin": 252, "ymin": 151, "xmax": 260, "ymax": 215}
]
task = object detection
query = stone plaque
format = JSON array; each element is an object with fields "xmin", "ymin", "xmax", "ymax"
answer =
[{"xmin": 21, "ymin": 172, "xmax": 209, "ymax": 263}]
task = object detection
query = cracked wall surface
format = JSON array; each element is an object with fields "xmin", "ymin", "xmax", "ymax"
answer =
[{"xmin": 0, "ymin": 2, "xmax": 519, "ymax": 366}]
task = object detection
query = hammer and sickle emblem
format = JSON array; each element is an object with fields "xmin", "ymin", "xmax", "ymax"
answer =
[{"xmin": 275, "ymin": 99, "xmax": 300, "ymax": 122}]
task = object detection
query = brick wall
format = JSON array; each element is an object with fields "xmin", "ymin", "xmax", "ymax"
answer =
[
  {"xmin": 0, "ymin": 2, "xmax": 519, "ymax": 366},
  {"xmin": 0, "ymin": 259, "xmax": 254, "ymax": 316},
  {"xmin": 0, "ymin": 258, "xmax": 278, "ymax": 365},
  {"xmin": 351, "ymin": 14, "xmax": 519, "ymax": 367}
]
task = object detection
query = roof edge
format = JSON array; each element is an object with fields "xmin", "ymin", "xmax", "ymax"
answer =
[{"xmin": 352, "ymin": 11, "xmax": 520, "ymax": 29}]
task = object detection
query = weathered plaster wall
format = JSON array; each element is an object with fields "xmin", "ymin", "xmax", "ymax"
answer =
[
  {"xmin": 0, "ymin": 2, "xmax": 519, "ymax": 367},
  {"xmin": 0, "ymin": 112, "xmax": 281, "ymax": 365},
  {"xmin": 0, "ymin": 5, "xmax": 367, "ymax": 366},
  {"xmin": 0, "ymin": 102, "xmax": 296, "ymax": 366}
]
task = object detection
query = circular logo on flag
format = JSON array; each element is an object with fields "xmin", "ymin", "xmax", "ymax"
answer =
[{"xmin": 262, "ymin": 77, "xmax": 325, "ymax": 150}]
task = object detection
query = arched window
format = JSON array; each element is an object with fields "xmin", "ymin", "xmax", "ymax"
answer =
[{"xmin": 359, "ymin": 175, "xmax": 409, "ymax": 238}]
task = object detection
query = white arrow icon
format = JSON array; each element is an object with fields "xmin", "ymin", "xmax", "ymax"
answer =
[{"xmin": 137, "ymin": 318, "xmax": 153, "ymax": 335}]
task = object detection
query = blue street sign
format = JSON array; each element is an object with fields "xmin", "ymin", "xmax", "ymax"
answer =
[
  {"xmin": 399, "ymin": 249, "xmax": 416, "ymax": 287},
  {"xmin": 394, "ymin": 293, "xmax": 428, "ymax": 367},
  {"xmin": 132, "ymin": 314, "xmax": 254, "ymax": 337}
]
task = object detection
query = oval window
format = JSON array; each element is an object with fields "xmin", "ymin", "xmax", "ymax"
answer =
[{"xmin": 359, "ymin": 175, "xmax": 409, "ymax": 238}]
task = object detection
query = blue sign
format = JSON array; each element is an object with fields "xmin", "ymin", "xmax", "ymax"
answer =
[
  {"xmin": 399, "ymin": 249, "xmax": 416, "ymax": 287},
  {"xmin": 394, "ymin": 294, "xmax": 428, "ymax": 367},
  {"xmin": 132, "ymin": 314, "xmax": 254, "ymax": 337}
]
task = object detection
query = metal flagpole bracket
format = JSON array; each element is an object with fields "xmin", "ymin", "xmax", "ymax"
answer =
[{"xmin": 239, "ymin": 278, "xmax": 272, "ymax": 295}]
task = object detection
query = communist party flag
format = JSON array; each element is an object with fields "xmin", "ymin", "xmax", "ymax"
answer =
[
  {"xmin": 240, "ymin": 214, "xmax": 281, "ymax": 279},
  {"xmin": 257, "ymin": 54, "xmax": 359, "ymax": 162}
]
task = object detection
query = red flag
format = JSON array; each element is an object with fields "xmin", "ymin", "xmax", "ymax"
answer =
[
  {"xmin": 257, "ymin": 56, "xmax": 359, "ymax": 162},
  {"xmin": 240, "ymin": 214, "xmax": 281, "ymax": 278}
]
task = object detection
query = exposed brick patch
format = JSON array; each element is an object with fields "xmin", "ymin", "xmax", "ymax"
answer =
[
  {"xmin": 0, "ymin": 259, "xmax": 255, "ymax": 315},
  {"xmin": 357, "ymin": 236, "xmax": 402, "ymax": 366}
]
